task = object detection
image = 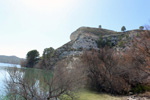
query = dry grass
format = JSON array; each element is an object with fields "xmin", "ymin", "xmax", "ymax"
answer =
[{"xmin": 76, "ymin": 89, "xmax": 123, "ymax": 100}]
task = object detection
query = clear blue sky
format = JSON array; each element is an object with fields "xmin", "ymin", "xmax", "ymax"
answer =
[{"xmin": 0, "ymin": 0, "xmax": 150, "ymax": 58}]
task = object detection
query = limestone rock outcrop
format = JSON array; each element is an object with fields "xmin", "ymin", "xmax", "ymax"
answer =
[{"xmin": 45, "ymin": 27, "xmax": 143, "ymax": 69}]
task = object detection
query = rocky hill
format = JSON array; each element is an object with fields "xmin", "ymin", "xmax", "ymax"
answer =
[
  {"xmin": 0, "ymin": 55, "xmax": 22, "ymax": 64},
  {"xmin": 44, "ymin": 27, "xmax": 144, "ymax": 69},
  {"xmin": 37, "ymin": 26, "xmax": 150, "ymax": 95}
]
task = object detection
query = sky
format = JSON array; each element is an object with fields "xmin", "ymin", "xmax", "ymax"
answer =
[{"xmin": 0, "ymin": 0, "xmax": 150, "ymax": 58}]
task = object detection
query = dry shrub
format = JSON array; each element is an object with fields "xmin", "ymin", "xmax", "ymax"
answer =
[
  {"xmin": 81, "ymin": 29, "xmax": 150, "ymax": 94},
  {"xmin": 5, "ymin": 59, "xmax": 85, "ymax": 100},
  {"xmin": 82, "ymin": 48, "xmax": 130, "ymax": 94},
  {"xmin": 20, "ymin": 59, "xmax": 26, "ymax": 67}
]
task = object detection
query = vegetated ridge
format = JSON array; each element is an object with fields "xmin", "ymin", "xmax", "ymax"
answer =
[{"xmin": 0, "ymin": 55, "xmax": 22, "ymax": 64}]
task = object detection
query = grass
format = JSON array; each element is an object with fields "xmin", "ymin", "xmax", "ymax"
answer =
[
  {"xmin": 77, "ymin": 27, "xmax": 117, "ymax": 36},
  {"xmin": 76, "ymin": 89, "xmax": 122, "ymax": 100}
]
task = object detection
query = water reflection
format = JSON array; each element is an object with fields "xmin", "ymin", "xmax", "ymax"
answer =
[
  {"xmin": 0, "ymin": 66, "xmax": 53, "ymax": 100},
  {"xmin": 0, "ymin": 62, "xmax": 84, "ymax": 100},
  {"xmin": 4, "ymin": 67, "xmax": 54, "ymax": 100}
]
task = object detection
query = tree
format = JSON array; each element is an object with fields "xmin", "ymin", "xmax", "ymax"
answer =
[
  {"xmin": 121, "ymin": 26, "xmax": 126, "ymax": 32},
  {"xmin": 26, "ymin": 50, "xmax": 39, "ymax": 68},
  {"xmin": 99, "ymin": 25, "xmax": 102, "ymax": 29},
  {"xmin": 39, "ymin": 47, "xmax": 55, "ymax": 69},
  {"xmin": 42, "ymin": 47, "xmax": 55, "ymax": 60},
  {"xmin": 139, "ymin": 26, "xmax": 144, "ymax": 30}
]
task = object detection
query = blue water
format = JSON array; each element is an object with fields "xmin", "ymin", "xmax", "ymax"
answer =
[{"xmin": 0, "ymin": 63, "xmax": 21, "ymax": 68}]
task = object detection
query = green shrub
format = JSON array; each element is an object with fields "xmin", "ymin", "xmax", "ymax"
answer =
[
  {"xmin": 136, "ymin": 33, "xmax": 140, "ymax": 37},
  {"xmin": 118, "ymin": 35, "xmax": 122, "ymax": 41},
  {"xmin": 97, "ymin": 35, "xmax": 113, "ymax": 48},
  {"xmin": 131, "ymin": 84, "xmax": 150, "ymax": 93},
  {"xmin": 105, "ymin": 40, "xmax": 112, "ymax": 47},
  {"xmin": 118, "ymin": 41, "xmax": 124, "ymax": 47},
  {"xmin": 125, "ymin": 34, "xmax": 129, "ymax": 39},
  {"xmin": 97, "ymin": 35, "xmax": 105, "ymax": 48}
]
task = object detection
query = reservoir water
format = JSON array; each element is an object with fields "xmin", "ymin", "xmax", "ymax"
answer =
[
  {"xmin": 0, "ymin": 63, "xmax": 53, "ymax": 100},
  {"xmin": 0, "ymin": 63, "xmax": 21, "ymax": 96}
]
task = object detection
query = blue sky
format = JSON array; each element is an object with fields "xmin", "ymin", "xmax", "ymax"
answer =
[{"xmin": 0, "ymin": 0, "xmax": 150, "ymax": 58}]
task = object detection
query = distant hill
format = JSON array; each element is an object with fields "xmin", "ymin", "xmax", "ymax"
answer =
[{"xmin": 0, "ymin": 55, "xmax": 22, "ymax": 64}]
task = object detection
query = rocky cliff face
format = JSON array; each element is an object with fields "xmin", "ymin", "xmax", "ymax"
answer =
[{"xmin": 46, "ymin": 27, "xmax": 144, "ymax": 69}]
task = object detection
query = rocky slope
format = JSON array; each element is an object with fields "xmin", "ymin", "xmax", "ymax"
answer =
[{"xmin": 45, "ymin": 27, "xmax": 144, "ymax": 69}]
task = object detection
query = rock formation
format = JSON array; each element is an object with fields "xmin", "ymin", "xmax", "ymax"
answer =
[{"xmin": 45, "ymin": 27, "xmax": 144, "ymax": 69}]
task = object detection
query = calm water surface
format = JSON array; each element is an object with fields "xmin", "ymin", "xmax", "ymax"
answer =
[
  {"xmin": 0, "ymin": 63, "xmax": 51, "ymax": 97},
  {"xmin": 0, "ymin": 63, "xmax": 21, "ymax": 96}
]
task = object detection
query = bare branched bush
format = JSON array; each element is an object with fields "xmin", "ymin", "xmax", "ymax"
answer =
[
  {"xmin": 125, "ymin": 30, "xmax": 150, "ymax": 75},
  {"xmin": 82, "ymin": 48, "xmax": 130, "ymax": 94},
  {"xmin": 4, "ymin": 60, "xmax": 85, "ymax": 100},
  {"xmin": 82, "ymin": 29, "xmax": 150, "ymax": 94},
  {"xmin": 119, "ymin": 29, "xmax": 150, "ymax": 91},
  {"xmin": 20, "ymin": 59, "xmax": 26, "ymax": 67}
]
